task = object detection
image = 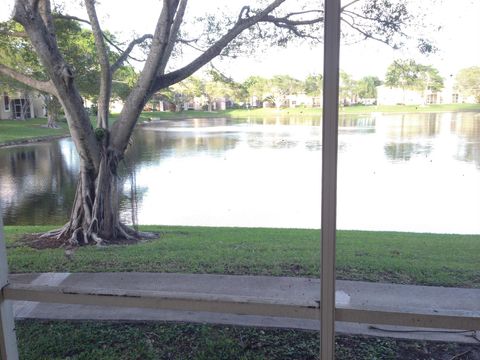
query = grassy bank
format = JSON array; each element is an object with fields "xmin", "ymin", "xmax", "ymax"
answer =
[
  {"xmin": 143, "ymin": 103, "xmax": 480, "ymax": 119},
  {"xmin": 0, "ymin": 114, "xmax": 150, "ymax": 147},
  {"xmin": 2, "ymin": 104, "xmax": 479, "ymax": 146},
  {"xmin": 3, "ymin": 111, "xmax": 479, "ymax": 358},
  {"xmin": 0, "ymin": 118, "xmax": 70, "ymax": 145},
  {"xmin": 5, "ymin": 225, "xmax": 480, "ymax": 288},
  {"xmin": 7, "ymin": 225, "xmax": 479, "ymax": 359}
]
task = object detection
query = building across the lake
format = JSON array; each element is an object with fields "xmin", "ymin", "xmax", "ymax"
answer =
[
  {"xmin": 376, "ymin": 76, "xmax": 476, "ymax": 105},
  {"xmin": 1, "ymin": 89, "xmax": 46, "ymax": 120}
]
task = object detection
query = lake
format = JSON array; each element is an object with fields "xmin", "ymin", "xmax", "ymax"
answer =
[{"xmin": 1, "ymin": 112, "xmax": 479, "ymax": 234}]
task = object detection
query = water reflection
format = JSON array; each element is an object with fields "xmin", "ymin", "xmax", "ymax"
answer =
[{"xmin": 1, "ymin": 113, "xmax": 479, "ymax": 234}]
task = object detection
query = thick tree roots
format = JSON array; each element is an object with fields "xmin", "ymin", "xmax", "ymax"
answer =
[
  {"xmin": 40, "ymin": 222, "xmax": 158, "ymax": 248},
  {"xmin": 40, "ymin": 152, "xmax": 158, "ymax": 248}
]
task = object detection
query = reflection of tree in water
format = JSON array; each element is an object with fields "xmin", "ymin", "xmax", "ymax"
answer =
[
  {"xmin": 118, "ymin": 128, "xmax": 239, "ymax": 224},
  {"xmin": 451, "ymin": 114, "xmax": 480, "ymax": 168},
  {"xmin": 385, "ymin": 113, "xmax": 441, "ymax": 140},
  {"xmin": 382, "ymin": 113, "xmax": 440, "ymax": 162},
  {"xmin": 384, "ymin": 142, "xmax": 432, "ymax": 161},
  {"xmin": 0, "ymin": 141, "xmax": 78, "ymax": 225},
  {"xmin": 245, "ymin": 116, "xmax": 320, "ymax": 126},
  {"xmin": 339, "ymin": 115, "xmax": 376, "ymax": 130},
  {"xmin": 0, "ymin": 127, "xmax": 241, "ymax": 226},
  {"xmin": 127, "ymin": 127, "xmax": 238, "ymax": 161}
]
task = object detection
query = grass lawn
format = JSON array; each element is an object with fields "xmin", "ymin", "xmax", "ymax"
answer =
[
  {"xmin": 5, "ymin": 225, "xmax": 480, "ymax": 287},
  {"xmin": 16, "ymin": 320, "xmax": 477, "ymax": 360},
  {"xmin": 6, "ymin": 225, "xmax": 480, "ymax": 359},
  {"xmin": 0, "ymin": 118, "xmax": 70, "ymax": 145},
  {"xmin": 142, "ymin": 103, "xmax": 480, "ymax": 119},
  {"xmin": 0, "ymin": 114, "xmax": 151, "ymax": 146}
]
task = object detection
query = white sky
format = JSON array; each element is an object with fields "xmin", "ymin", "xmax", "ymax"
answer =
[{"xmin": 1, "ymin": 0, "xmax": 479, "ymax": 81}]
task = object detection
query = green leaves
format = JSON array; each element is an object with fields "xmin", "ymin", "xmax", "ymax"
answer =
[
  {"xmin": 455, "ymin": 66, "xmax": 480, "ymax": 103},
  {"xmin": 385, "ymin": 59, "xmax": 443, "ymax": 92}
]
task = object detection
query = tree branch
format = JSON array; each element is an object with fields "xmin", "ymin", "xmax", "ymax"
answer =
[
  {"xmin": 238, "ymin": 6, "xmax": 251, "ymax": 22},
  {"xmin": 0, "ymin": 63, "xmax": 57, "ymax": 95},
  {"xmin": 53, "ymin": 13, "xmax": 151, "ymax": 66},
  {"xmin": 0, "ymin": 29, "xmax": 28, "ymax": 37},
  {"xmin": 342, "ymin": 0, "xmax": 362, "ymax": 11},
  {"xmin": 85, "ymin": 0, "xmax": 112, "ymax": 129},
  {"xmin": 111, "ymin": 34, "xmax": 153, "ymax": 73},
  {"xmin": 177, "ymin": 38, "xmax": 207, "ymax": 52},
  {"xmin": 38, "ymin": 0, "xmax": 55, "ymax": 36},
  {"xmin": 263, "ymin": 13, "xmax": 324, "ymax": 27},
  {"xmin": 341, "ymin": 16, "xmax": 394, "ymax": 47},
  {"xmin": 53, "ymin": 13, "xmax": 90, "ymax": 25},
  {"xmin": 157, "ymin": 0, "xmax": 188, "ymax": 75},
  {"xmin": 111, "ymin": 0, "xmax": 181, "ymax": 153},
  {"xmin": 152, "ymin": 0, "xmax": 287, "ymax": 91},
  {"xmin": 13, "ymin": 0, "xmax": 101, "ymax": 172}
]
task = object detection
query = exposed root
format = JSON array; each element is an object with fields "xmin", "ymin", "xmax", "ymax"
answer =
[
  {"xmin": 29, "ymin": 152, "xmax": 159, "ymax": 250},
  {"xmin": 120, "ymin": 223, "xmax": 158, "ymax": 239},
  {"xmin": 90, "ymin": 233, "xmax": 105, "ymax": 247},
  {"xmin": 28, "ymin": 223, "xmax": 159, "ymax": 250}
]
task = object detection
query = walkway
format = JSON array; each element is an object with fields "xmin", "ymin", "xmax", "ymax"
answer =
[{"xmin": 7, "ymin": 272, "xmax": 480, "ymax": 344}]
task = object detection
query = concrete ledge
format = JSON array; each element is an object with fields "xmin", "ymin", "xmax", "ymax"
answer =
[{"xmin": 6, "ymin": 272, "xmax": 480, "ymax": 344}]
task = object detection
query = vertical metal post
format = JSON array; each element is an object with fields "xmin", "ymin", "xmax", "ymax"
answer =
[
  {"xmin": 321, "ymin": 0, "xmax": 341, "ymax": 359},
  {"xmin": 0, "ymin": 214, "xmax": 19, "ymax": 360}
]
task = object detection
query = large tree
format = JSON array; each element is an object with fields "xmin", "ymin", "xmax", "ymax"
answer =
[{"xmin": 0, "ymin": 0, "xmax": 430, "ymax": 246}]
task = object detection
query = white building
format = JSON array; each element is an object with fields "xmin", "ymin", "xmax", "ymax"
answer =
[
  {"xmin": 377, "ymin": 78, "xmax": 475, "ymax": 106},
  {"xmin": 1, "ymin": 90, "xmax": 46, "ymax": 120}
]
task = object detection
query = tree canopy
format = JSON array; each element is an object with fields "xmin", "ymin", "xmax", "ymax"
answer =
[
  {"xmin": 385, "ymin": 59, "xmax": 443, "ymax": 92},
  {"xmin": 356, "ymin": 76, "xmax": 382, "ymax": 99},
  {"xmin": 455, "ymin": 66, "xmax": 480, "ymax": 103}
]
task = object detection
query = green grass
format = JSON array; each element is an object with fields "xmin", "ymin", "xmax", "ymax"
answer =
[
  {"xmin": 8, "ymin": 226, "xmax": 479, "ymax": 358},
  {"xmin": 0, "ymin": 118, "xmax": 70, "ymax": 145},
  {"xmin": 5, "ymin": 225, "xmax": 480, "ymax": 287},
  {"xmin": 142, "ymin": 103, "xmax": 480, "ymax": 120},
  {"xmin": 16, "ymin": 320, "xmax": 475, "ymax": 360},
  {"xmin": 0, "ymin": 115, "xmax": 152, "ymax": 146}
]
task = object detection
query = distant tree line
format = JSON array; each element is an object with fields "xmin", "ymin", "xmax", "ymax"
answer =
[{"xmin": 151, "ymin": 60, "xmax": 480, "ymax": 109}]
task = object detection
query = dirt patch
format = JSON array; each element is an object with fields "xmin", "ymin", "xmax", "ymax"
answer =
[{"xmin": 16, "ymin": 231, "xmax": 159, "ymax": 250}]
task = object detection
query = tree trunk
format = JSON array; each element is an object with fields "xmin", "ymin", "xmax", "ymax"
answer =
[
  {"xmin": 42, "ymin": 151, "xmax": 155, "ymax": 246},
  {"xmin": 44, "ymin": 95, "xmax": 61, "ymax": 128},
  {"xmin": 46, "ymin": 111, "xmax": 58, "ymax": 128}
]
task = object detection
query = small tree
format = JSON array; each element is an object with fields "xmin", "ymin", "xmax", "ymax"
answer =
[
  {"xmin": 244, "ymin": 76, "xmax": 269, "ymax": 107},
  {"xmin": 304, "ymin": 73, "xmax": 323, "ymax": 97},
  {"xmin": 339, "ymin": 71, "xmax": 357, "ymax": 105},
  {"xmin": 266, "ymin": 75, "xmax": 303, "ymax": 108},
  {"xmin": 43, "ymin": 94, "xmax": 62, "ymax": 128},
  {"xmin": 356, "ymin": 75, "xmax": 381, "ymax": 99},
  {"xmin": 455, "ymin": 66, "xmax": 480, "ymax": 103}
]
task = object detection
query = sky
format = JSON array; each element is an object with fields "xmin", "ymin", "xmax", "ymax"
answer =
[{"xmin": 1, "ymin": 0, "xmax": 479, "ymax": 81}]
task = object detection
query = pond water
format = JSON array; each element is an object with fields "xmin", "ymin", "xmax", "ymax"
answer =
[{"xmin": 1, "ymin": 112, "xmax": 479, "ymax": 234}]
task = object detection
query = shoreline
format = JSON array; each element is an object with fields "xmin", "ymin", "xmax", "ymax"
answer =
[
  {"xmin": 1, "ymin": 106, "xmax": 479, "ymax": 148},
  {"xmin": 0, "ymin": 134, "xmax": 70, "ymax": 149},
  {"xmin": 5, "ymin": 225, "xmax": 479, "ymax": 288}
]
